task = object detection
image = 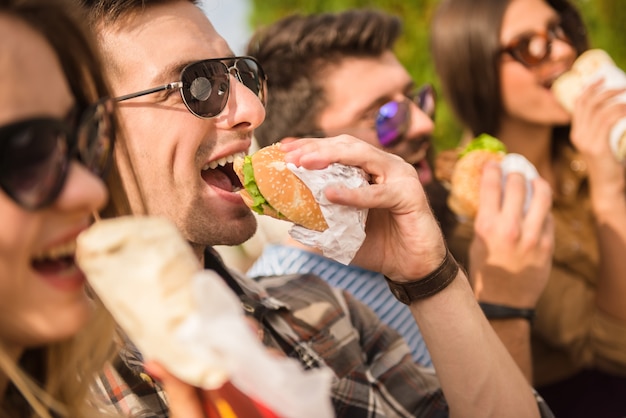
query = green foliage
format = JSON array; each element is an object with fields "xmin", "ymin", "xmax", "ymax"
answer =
[
  {"xmin": 249, "ymin": 0, "xmax": 625, "ymax": 152},
  {"xmin": 574, "ymin": 0, "xmax": 626, "ymax": 69}
]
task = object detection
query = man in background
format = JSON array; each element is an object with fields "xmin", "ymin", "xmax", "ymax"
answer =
[{"xmin": 246, "ymin": 8, "xmax": 554, "ymax": 382}]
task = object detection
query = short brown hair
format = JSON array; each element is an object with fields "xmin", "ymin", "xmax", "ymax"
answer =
[
  {"xmin": 79, "ymin": 0, "xmax": 197, "ymax": 26},
  {"xmin": 247, "ymin": 9, "xmax": 403, "ymax": 148}
]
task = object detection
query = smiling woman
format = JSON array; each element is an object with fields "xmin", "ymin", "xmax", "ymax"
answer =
[{"xmin": 0, "ymin": 0, "xmax": 122, "ymax": 416}]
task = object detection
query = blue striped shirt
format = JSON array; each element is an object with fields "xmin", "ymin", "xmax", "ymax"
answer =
[{"xmin": 247, "ymin": 244, "xmax": 433, "ymax": 367}]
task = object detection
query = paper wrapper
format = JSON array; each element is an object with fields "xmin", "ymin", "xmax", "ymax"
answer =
[
  {"xmin": 286, "ymin": 163, "xmax": 369, "ymax": 265},
  {"xmin": 552, "ymin": 49, "xmax": 626, "ymax": 161},
  {"xmin": 76, "ymin": 216, "xmax": 333, "ymax": 418},
  {"xmin": 500, "ymin": 153, "xmax": 539, "ymax": 214}
]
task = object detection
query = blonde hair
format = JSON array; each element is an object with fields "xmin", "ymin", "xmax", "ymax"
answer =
[{"xmin": 0, "ymin": 300, "xmax": 119, "ymax": 417}]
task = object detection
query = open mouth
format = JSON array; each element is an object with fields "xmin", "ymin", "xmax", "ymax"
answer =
[
  {"xmin": 413, "ymin": 158, "xmax": 433, "ymax": 185},
  {"xmin": 403, "ymin": 140, "xmax": 433, "ymax": 185},
  {"xmin": 542, "ymin": 70, "xmax": 568, "ymax": 89},
  {"xmin": 403, "ymin": 138, "xmax": 430, "ymax": 164},
  {"xmin": 31, "ymin": 241, "xmax": 77, "ymax": 275},
  {"xmin": 201, "ymin": 151, "xmax": 245, "ymax": 192}
]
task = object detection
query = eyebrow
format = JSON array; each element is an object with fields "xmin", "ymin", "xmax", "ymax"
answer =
[
  {"xmin": 153, "ymin": 60, "xmax": 191, "ymax": 85},
  {"xmin": 364, "ymin": 80, "xmax": 416, "ymax": 114},
  {"xmin": 152, "ymin": 54, "xmax": 239, "ymax": 85},
  {"xmin": 506, "ymin": 16, "xmax": 562, "ymax": 43}
]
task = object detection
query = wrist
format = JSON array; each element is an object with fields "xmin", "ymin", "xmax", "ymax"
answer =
[
  {"xmin": 385, "ymin": 248, "xmax": 460, "ymax": 305},
  {"xmin": 591, "ymin": 190, "xmax": 626, "ymax": 219}
]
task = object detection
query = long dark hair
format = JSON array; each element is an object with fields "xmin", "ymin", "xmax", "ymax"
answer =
[{"xmin": 430, "ymin": 0, "xmax": 588, "ymax": 147}]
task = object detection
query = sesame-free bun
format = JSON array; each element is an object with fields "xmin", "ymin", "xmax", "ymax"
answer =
[
  {"xmin": 448, "ymin": 149, "xmax": 504, "ymax": 219},
  {"xmin": 234, "ymin": 144, "xmax": 329, "ymax": 232}
]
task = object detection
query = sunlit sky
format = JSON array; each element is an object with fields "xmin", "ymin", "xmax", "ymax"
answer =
[{"xmin": 201, "ymin": 0, "xmax": 251, "ymax": 55}]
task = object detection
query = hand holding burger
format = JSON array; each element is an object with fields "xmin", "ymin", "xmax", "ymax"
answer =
[
  {"xmin": 234, "ymin": 143, "xmax": 370, "ymax": 264},
  {"xmin": 448, "ymin": 134, "xmax": 538, "ymax": 219}
]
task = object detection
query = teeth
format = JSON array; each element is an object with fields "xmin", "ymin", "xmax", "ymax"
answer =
[
  {"xmin": 34, "ymin": 240, "xmax": 76, "ymax": 261},
  {"xmin": 202, "ymin": 152, "xmax": 246, "ymax": 171}
]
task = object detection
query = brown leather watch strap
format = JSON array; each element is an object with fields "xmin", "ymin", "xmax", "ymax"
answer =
[{"xmin": 384, "ymin": 248, "xmax": 459, "ymax": 305}]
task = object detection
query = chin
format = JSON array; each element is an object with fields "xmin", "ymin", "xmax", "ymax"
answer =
[
  {"xmin": 229, "ymin": 216, "xmax": 258, "ymax": 246},
  {"xmin": 554, "ymin": 111, "xmax": 572, "ymax": 126},
  {"xmin": 203, "ymin": 212, "xmax": 258, "ymax": 247},
  {"xmin": 28, "ymin": 301, "xmax": 93, "ymax": 346}
]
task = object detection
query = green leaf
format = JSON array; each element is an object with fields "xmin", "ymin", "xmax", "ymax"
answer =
[
  {"xmin": 242, "ymin": 156, "xmax": 269, "ymax": 214},
  {"xmin": 459, "ymin": 134, "xmax": 507, "ymax": 158}
]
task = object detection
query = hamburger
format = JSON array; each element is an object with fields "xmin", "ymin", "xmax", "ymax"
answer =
[
  {"xmin": 447, "ymin": 134, "xmax": 506, "ymax": 219},
  {"xmin": 234, "ymin": 144, "xmax": 328, "ymax": 232},
  {"xmin": 447, "ymin": 134, "xmax": 539, "ymax": 219}
]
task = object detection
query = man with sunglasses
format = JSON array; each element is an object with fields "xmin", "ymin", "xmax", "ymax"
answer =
[
  {"xmin": 79, "ymin": 0, "xmax": 553, "ymax": 417},
  {"xmin": 245, "ymin": 7, "xmax": 554, "ymax": 382}
]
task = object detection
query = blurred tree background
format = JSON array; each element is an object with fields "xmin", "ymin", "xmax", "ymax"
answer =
[{"xmin": 248, "ymin": 0, "xmax": 625, "ymax": 152}]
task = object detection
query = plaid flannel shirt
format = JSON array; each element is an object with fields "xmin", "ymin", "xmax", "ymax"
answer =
[{"xmin": 93, "ymin": 250, "xmax": 554, "ymax": 418}]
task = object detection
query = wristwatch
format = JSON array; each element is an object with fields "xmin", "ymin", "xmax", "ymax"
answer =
[
  {"xmin": 384, "ymin": 248, "xmax": 459, "ymax": 305},
  {"xmin": 479, "ymin": 302, "xmax": 536, "ymax": 323}
]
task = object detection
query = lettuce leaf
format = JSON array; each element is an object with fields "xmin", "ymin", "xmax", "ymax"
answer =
[
  {"xmin": 460, "ymin": 133, "xmax": 507, "ymax": 158},
  {"xmin": 242, "ymin": 155, "xmax": 268, "ymax": 214}
]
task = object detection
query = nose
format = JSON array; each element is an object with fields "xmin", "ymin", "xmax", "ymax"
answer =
[
  {"xmin": 550, "ymin": 37, "xmax": 576, "ymax": 63},
  {"xmin": 219, "ymin": 73, "xmax": 266, "ymax": 131},
  {"xmin": 406, "ymin": 102, "xmax": 435, "ymax": 141},
  {"xmin": 53, "ymin": 162, "xmax": 108, "ymax": 213}
]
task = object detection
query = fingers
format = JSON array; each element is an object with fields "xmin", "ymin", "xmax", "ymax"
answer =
[
  {"xmin": 280, "ymin": 135, "xmax": 412, "ymax": 177},
  {"xmin": 277, "ymin": 136, "xmax": 299, "ymax": 144},
  {"xmin": 144, "ymin": 361, "xmax": 206, "ymax": 418},
  {"xmin": 521, "ymin": 177, "xmax": 553, "ymax": 238},
  {"xmin": 575, "ymin": 82, "xmax": 626, "ymax": 114},
  {"xmin": 280, "ymin": 135, "xmax": 427, "ymax": 213},
  {"xmin": 476, "ymin": 164, "xmax": 527, "ymax": 225},
  {"xmin": 571, "ymin": 83, "xmax": 626, "ymax": 158},
  {"xmin": 475, "ymin": 161, "xmax": 503, "ymax": 223},
  {"xmin": 500, "ymin": 172, "xmax": 526, "ymax": 222},
  {"xmin": 475, "ymin": 163, "xmax": 553, "ymax": 246}
]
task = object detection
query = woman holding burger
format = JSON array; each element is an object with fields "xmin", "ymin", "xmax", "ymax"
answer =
[{"xmin": 431, "ymin": 0, "xmax": 626, "ymax": 416}]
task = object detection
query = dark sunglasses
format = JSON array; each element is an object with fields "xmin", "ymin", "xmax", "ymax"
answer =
[
  {"xmin": 376, "ymin": 84, "xmax": 436, "ymax": 148},
  {"xmin": 0, "ymin": 99, "xmax": 115, "ymax": 210},
  {"xmin": 115, "ymin": 56, "xmax": 267, "ymax": 118},
  {"xmin": 501, "ymin": 23, "xmax": 570, "ymax": 68}
]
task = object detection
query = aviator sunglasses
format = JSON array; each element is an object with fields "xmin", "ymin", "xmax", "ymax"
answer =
[
  {"xmin": 115, "ymin": 56, "xmax": 267, "ymax": 118},
  {"xmin": 0, "ymin": 99, "xmax": 115, "ymax": 210},
  {"xmin": 376, "ymin": 84, "xmax": 436, "ymax": 147},
  {"xmin": 500, "ymin": 23, "xmax": 571, "ymax": 68}
]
